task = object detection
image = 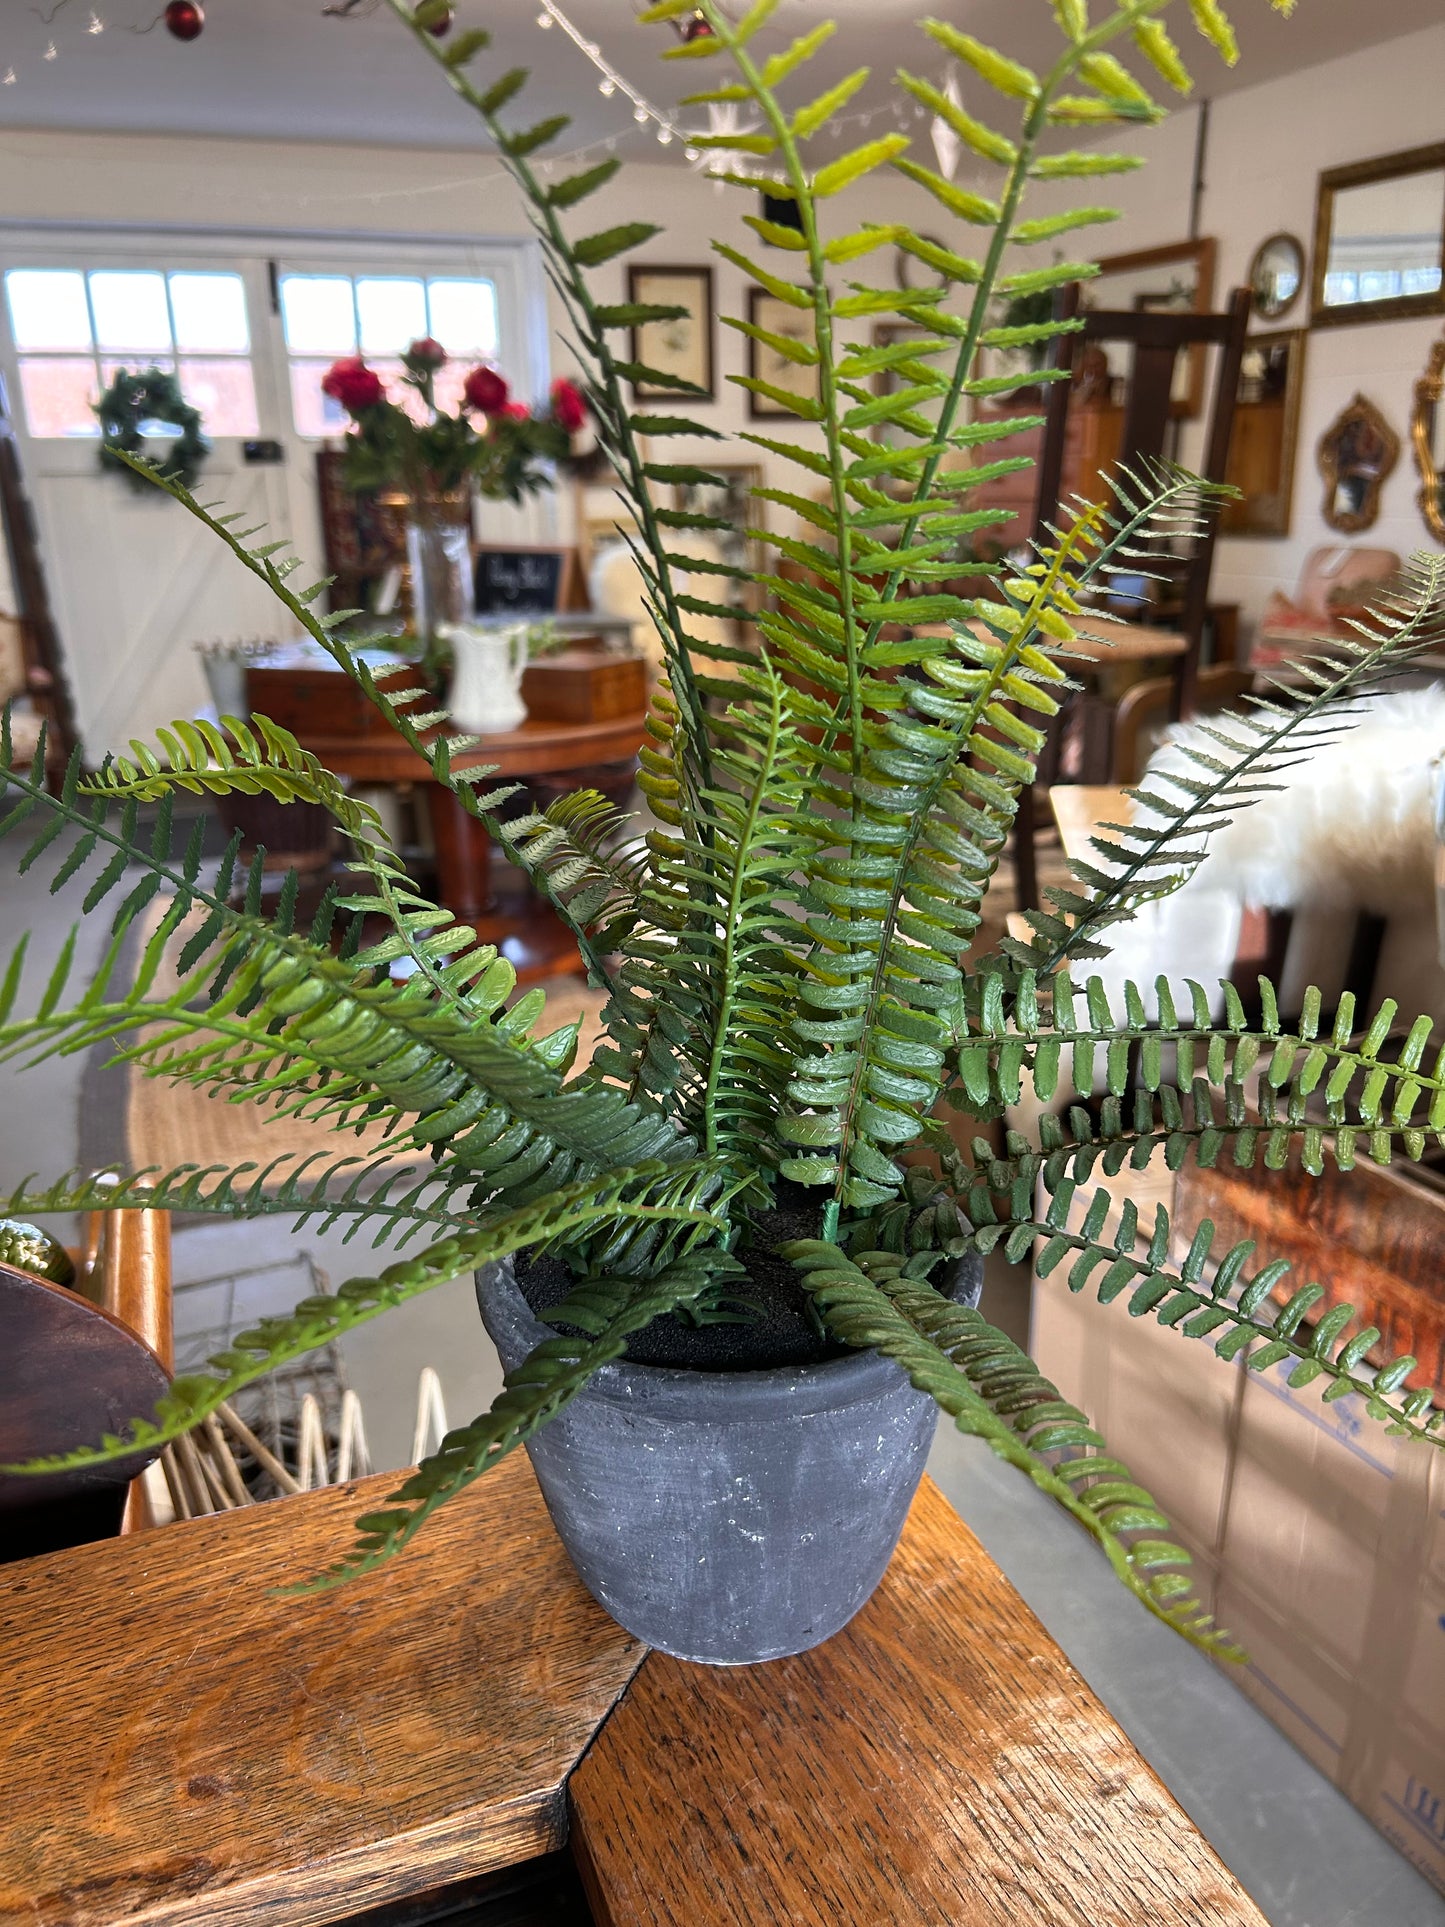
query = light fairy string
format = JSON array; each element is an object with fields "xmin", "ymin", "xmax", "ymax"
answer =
[
  {"xmin": 4, "ymin": 6, "xmax": 122, "ymax": 90},
  {"xmin": 535, "ymin": 0, "xmax": 700, "ymax": 154}
]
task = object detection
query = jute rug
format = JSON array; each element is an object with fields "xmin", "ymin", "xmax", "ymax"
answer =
[{"xmin": 91, "ymin": 898, "xmax": 609, "ymax": 1185}]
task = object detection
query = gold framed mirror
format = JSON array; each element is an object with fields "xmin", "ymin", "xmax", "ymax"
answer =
[
  {"xmin": 1317, "ymin": 394, "xmax": 1400, "ymax": 534},
  {"xmin": 1310, "ymin": 142, "xmax": 1445, "ymax": 329},
  {"xmin": 1221, "ymin": 330, "xmax": 1306, "ymax": 537},
  {"xmin": 1412, "ymin": 332, "xmax": 1445, "ymax": 543}
]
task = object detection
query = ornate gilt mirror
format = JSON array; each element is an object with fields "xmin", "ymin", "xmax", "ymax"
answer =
[
  {"xmin": 1311, "ymin": 142, "xmax": 1445, "ymax": 328},
  {"xmin": 1221, "ymin": 331, "xmax": 1306, "ymax": 537},
  {"xmin": 1411, "ymin": 333, "xmax": 1445, "ymax": 542},
  {"xmin": 1317, "ymin": 394, "xmax": 1399, "ymax": 534}
]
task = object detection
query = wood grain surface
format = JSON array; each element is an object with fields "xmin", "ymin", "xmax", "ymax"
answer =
[
  {"xmin": 0, "ymin": 1451, "xmax": 642, "ymax": 1927},
  {"xmin": 301, "ymin": 713, "xmax": 647, "ymax": 784},
  {"xmin": 569, "ymin": 1476, "xmax": 1266, "ymax": 1927}
]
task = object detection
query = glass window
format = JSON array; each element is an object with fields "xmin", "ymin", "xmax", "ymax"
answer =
[
  {"xmin": 5, "ymin": 269, "xmax": 92, "ymax": 352},
  {"xmin": 278, "ymin": 275, "xmax": 356, "ymax": 356},
  {"xmin": 426, "ymin": 278, "xmax": 497, "ymax": 357},
  {"xmin": 89, "ymin": 270, "xmax": 171, "ymax": 354},
  {"xmin": 3, "ymin": 266, "xmax": 259, "ymax": 439},
  {"xmin": 169, "ymin": 272, "xmax": 250, "ymax": 354},
  {"xmin": 356, "ymin": 277, "xmax": 427, "ymax": 355},
  {"xmin": 278, "ymin": 270, "xmax": 498, "ymax": 436}
]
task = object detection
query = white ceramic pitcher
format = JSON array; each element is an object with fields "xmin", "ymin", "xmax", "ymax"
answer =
[{"xmin": 439, "ymin": 621, "xmax": 529, "ymax": 735}]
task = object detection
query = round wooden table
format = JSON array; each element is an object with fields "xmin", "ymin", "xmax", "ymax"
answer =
[{"xmin": 306, "ymin": 713, "xmax": 648, "ymax": 981}]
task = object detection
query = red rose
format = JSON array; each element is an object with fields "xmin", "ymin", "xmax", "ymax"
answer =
[
  {"xmin": 500, "ymin": 400, "xmax": 531, "ymax": 421},
  {"xmin": 550, "ymin": 376, "xmax": 587, "ymax": 434},
  {"xmin": 463, "ymin": 365, "xmax": 510, "ymax": 415},
  {"xmin": 407, "ymin": 336, "xmax": 447, "ymax": 367},
  {"xmin": 321, "ymin": 356, "xmax": 385, "ymax": 413}
]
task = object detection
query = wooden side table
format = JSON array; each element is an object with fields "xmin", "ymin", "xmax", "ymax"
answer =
[
  {"xmin": 273, "ymin": 715, "xmax": 647, "ymax": 983},
  {"xmin": 0, "ymin": 1450, "xmax": 1266, "ymax": 1926}
]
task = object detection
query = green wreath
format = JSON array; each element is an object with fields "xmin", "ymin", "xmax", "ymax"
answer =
[{"xmin": 95, "ymin": 366, "xmax": 210, "ymax": 493}]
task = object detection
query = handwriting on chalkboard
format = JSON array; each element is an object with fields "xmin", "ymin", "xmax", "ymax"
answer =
[{"xmin": 474, "ymin": 548, "xmax": 565, "ymax": 614}]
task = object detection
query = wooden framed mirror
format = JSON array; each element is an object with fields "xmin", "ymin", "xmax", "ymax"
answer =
[
  {"xmin": 1317, "ymin": 394, "xmax": 1399, "ymax": 534},
  {"xmin": 1082, "ymin": 238, "xmax": 1216, "ymax": 417},
  {"xmin": 1221, "ymin": 330, "xmax": 1306, "ymax": 537},
  {"xmin": 1311, "ymin": 142, "xmax": 1445, "ymax": 329},
  {"xmin": 1412, "ymin": 332, "xmax": 1445, "ymax": 543}
]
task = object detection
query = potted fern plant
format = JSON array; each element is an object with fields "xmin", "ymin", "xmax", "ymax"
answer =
[{"xmin": 4, "ymin": 0, "xmax": 1443, "ymax": 1666}]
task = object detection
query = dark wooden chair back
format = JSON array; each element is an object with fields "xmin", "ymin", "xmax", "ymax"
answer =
[
  {"xmin": 1032, "ymin": 280, "xmax": 1252, "ymax": 718},
  {"xmin": 1013, "ymin": 283, "xmax": 1251, "ymax": 910}
]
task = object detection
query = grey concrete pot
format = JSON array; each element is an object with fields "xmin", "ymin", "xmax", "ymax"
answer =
[{"xmin": 476, "ymin": 1250, "xmax": 983, "ymax": 1666}]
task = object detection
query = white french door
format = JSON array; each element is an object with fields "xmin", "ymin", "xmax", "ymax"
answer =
[{"xmin": 0, "ymin": 227, "xmax": 550, "ymax": 756}]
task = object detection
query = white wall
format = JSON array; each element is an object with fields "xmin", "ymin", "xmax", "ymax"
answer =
[{"xmin": 1067, "ymin": 22, "xmax": 1445, "ymax": 629}]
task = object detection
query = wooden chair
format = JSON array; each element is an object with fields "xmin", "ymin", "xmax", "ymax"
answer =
[
  {"xmin": 1014, "ymin": 281, "xmax": 1252, "ymax": 909},
  {"xmin": 0, "ymin": 1210, "xmax": 172, "ymax": 1562},
  {"xmin": 1110, "ymin": 662, "xmax": 1255, "ymax": 786}
]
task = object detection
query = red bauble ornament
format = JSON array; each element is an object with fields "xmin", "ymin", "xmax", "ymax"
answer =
[
  {"xmin": 680, "ymin": 12, "xmax": 713, "ymax": 41},
  {"xmin": 163, "ymin": 0, "xmax": 204, "ymax": 40}
]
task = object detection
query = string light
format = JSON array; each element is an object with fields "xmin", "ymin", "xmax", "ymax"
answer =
[
  {"xmin": 88, "ymin": 9, "xmax": 105, "ymax": 31},
  {"xmin": 2, "ymin": 68, "xmax": 14, "ymax": 84},
  {"xmin": 533, "ymin": 0, "xmax": 694, "ymax": 146}
]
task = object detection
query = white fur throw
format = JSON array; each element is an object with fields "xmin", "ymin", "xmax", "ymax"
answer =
[
  {"xmin": 1094, "ymin": 686, "xmax": 1445, "ymax": 1023},
  {"xmin": 1145, "ymin": 686, "xmax": 1445, "ymax": 914}
]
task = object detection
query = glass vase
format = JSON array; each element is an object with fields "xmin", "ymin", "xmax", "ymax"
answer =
[{"xmin": 404, "ymin": 490, "xmax": 473, "ymax": 683}]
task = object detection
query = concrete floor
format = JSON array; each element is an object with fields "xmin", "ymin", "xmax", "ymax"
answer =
[{"xmin": 2, "ymin": 826, "xmax": 1440, "ymax": 1925}]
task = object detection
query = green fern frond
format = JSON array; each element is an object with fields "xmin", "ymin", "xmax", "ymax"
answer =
[
  {"xmin": 1003, "ymin": 1181, "xmax": 1443, "ymax": 1446},
  {"xmin": 786, "ymin": 1238, "xmax": 1239, "ymax": 1656},
  {"xmin": 2, "ymin": 1163, "xmax": 727, "ymax": 1480},
  {"xmin": 290, "ymin": 1242, "xmax": 744, "ymax": 1591}
]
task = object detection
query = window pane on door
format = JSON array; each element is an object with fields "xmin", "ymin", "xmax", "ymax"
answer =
[
  {"xmin": 356, "ymin": 277, "xmax": 427, "ymax": 356},
  {"xmin": 289, "ymin": 359, "xmax": 355, "ymax": 439},
  {"xmin": 5, "ymin": 269, "xmax": 92, "ymax": 351},
  {"xmin": 179, "ymin": 358, "xmax": 260, "ymax": 437},
  {"xmin": 426, "ymin": 278, "xmax": 497, "ymax": 357},
  {"xmin": 16, "ymin": 358, "xmax": 99, "ymax": 437},
  {"xmin": 169, "ymin": 272, "xmax": 250, "ymax": 353},
  {"xmin": 90, "ymin": 270, "xmax": 171, "ymax": 355},
  {"xmin": 279, "ymin": 275, "xmax": 356, "ymax": 356}
]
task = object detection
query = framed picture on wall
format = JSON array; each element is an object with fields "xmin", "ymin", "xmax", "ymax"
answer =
[
  {"xmin": 671, "ymin": 463, "xmax": 766, "ymax": 633},
  {"xmin": 626, "ymin": 265, "xmax": 715, "ymax": 400},
  {"xmin": 745, "ymin": 290, "xmax": 819, "ymax": 419}
]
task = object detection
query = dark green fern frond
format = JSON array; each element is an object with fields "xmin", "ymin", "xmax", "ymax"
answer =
[
  {"xmin": 983, "ymin": 1181, "xmax": 1443, "ymax": 1446},
  {"xmin": 291, "ymin": 1241, "xmax": 744, "ymax": 1591},
  {"xmin": 3, "ymin": 1162, "xmax": 728, "ymax": 1480},
  {"xmin": 507, "ymin": 788, "xmax": 652, "ymax": 953},
  {"xmin": 786, "ymin": 1238, "xmax": 1239, "ymax": 1657},
  {"xmin": 957, "ymin": 971, "xmax": 1445, "ymax": 1183}
]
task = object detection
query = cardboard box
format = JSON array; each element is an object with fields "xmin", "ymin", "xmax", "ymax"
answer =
[{"xmin": 1032, "ymin": 1172, "xmax": 1445, "ymax": 1896}]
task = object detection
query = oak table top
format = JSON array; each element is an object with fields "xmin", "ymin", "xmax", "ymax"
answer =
[
  {"xmin": 297, "ymin": 712, "xmax": 648, "ymax": 785},
  {"xmin": 0, "ymin": 1452, "xmax": 1266, "ymax": 1926}
]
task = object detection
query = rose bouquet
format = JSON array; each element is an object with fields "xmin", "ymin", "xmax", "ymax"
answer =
[{"xmin": 322, "ymin": 337, "xmax": 586, "ymax": 507}]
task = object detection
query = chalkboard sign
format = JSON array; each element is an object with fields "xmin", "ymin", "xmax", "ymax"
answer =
[{"xmin": 473, "ymin": 546, "xmax": 573, "ymax": 615}]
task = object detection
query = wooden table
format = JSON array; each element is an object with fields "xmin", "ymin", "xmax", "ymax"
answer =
[
  {"xmin": 288, "ymin": 715, "xmax": 646, "ymax": 983},
  {"xmin": 0, "ymin": 1449, "xmax": 1266, "ymax": 1925}
]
